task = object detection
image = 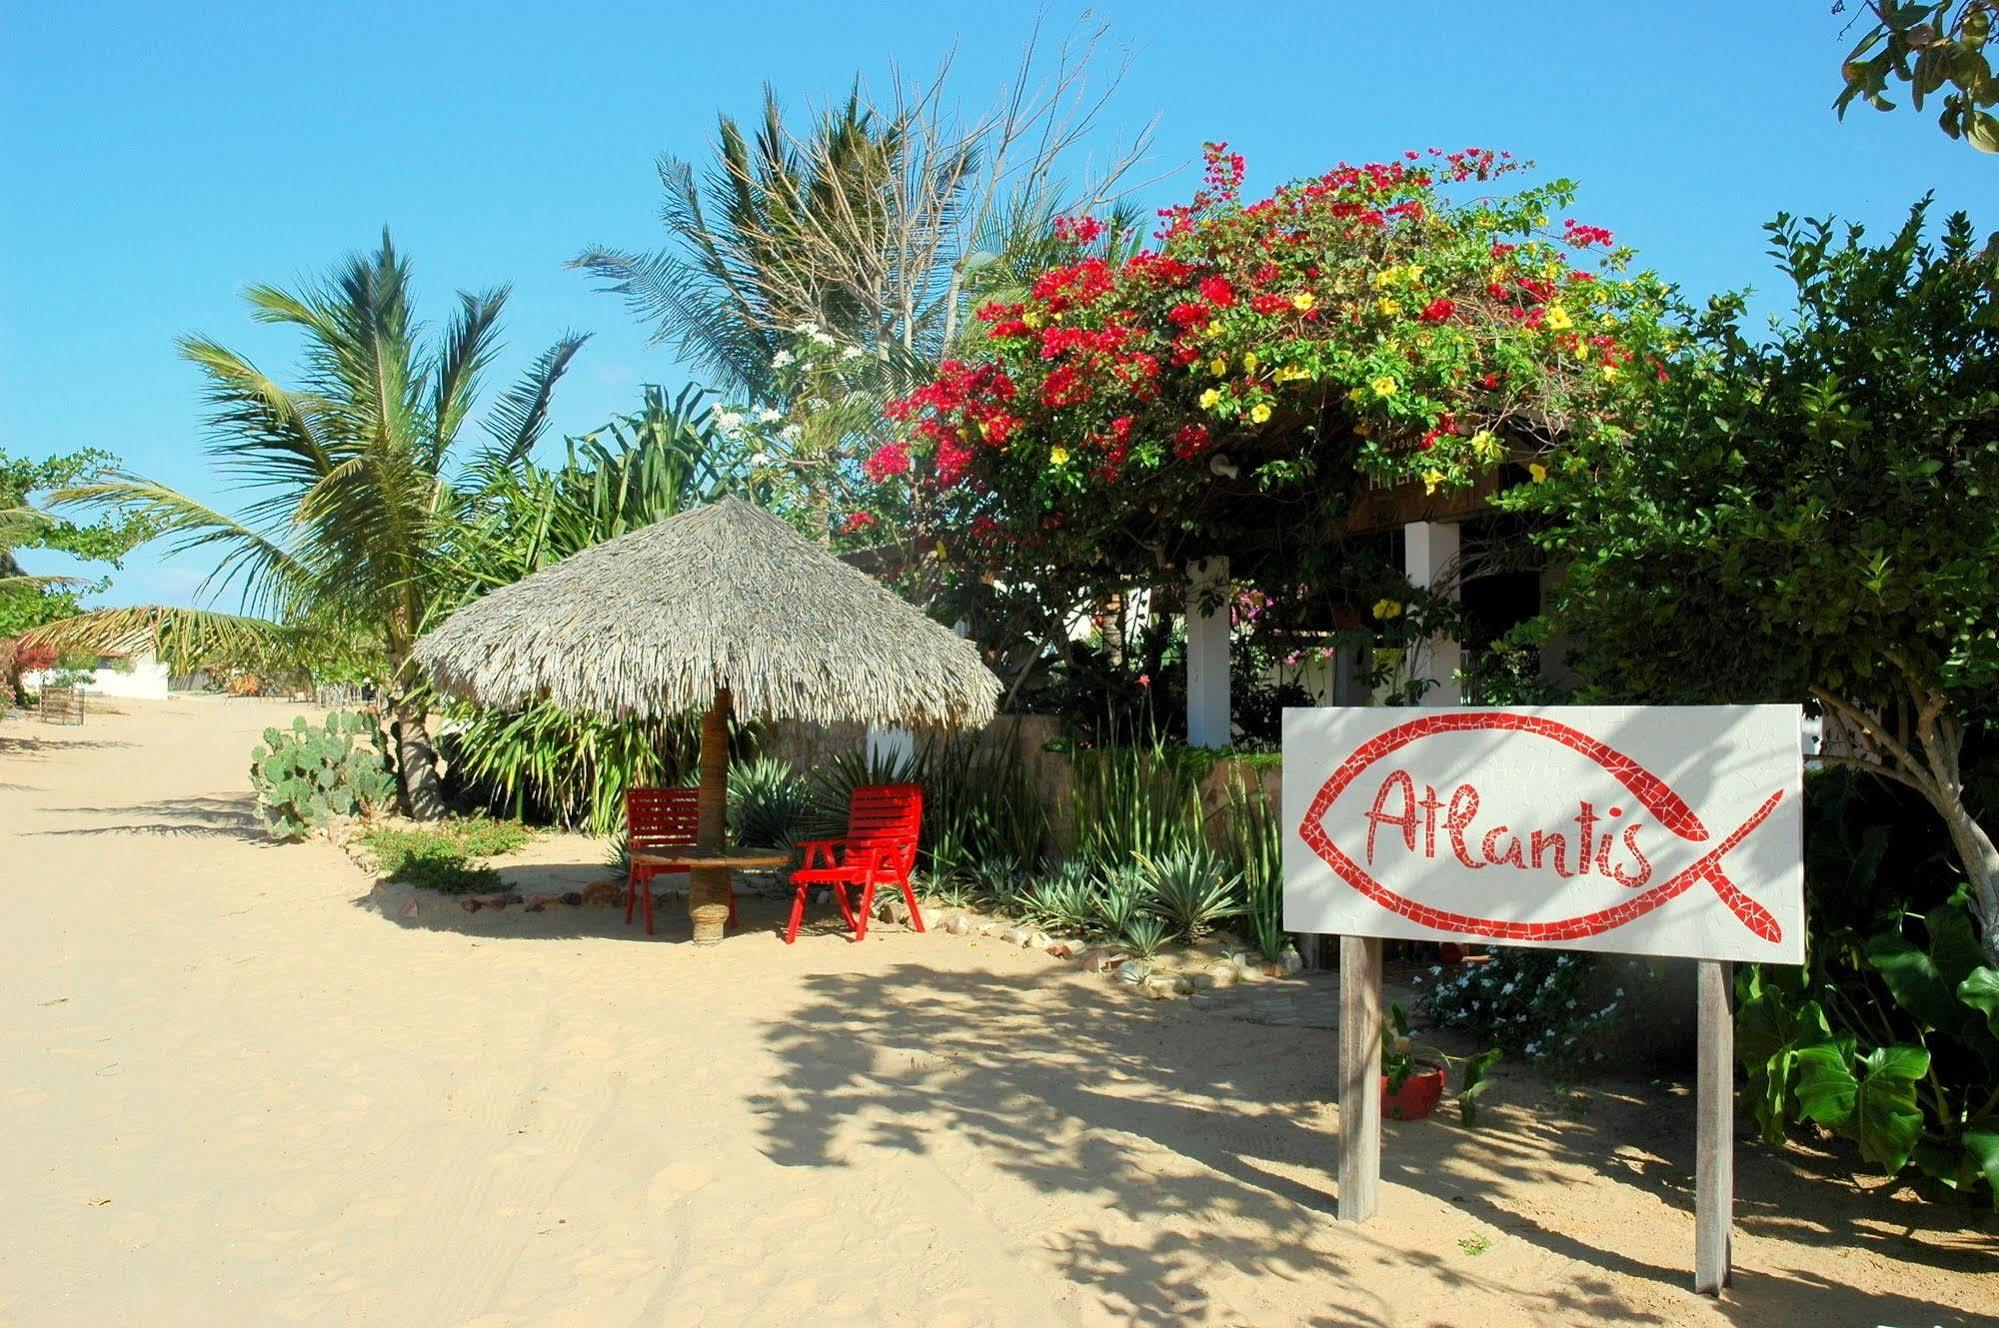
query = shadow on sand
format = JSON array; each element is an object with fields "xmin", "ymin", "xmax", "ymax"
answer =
[
  {"xmin": 26, "ymin": 794, "xmax": 270, "ymax": 841},
  {"xmin": 743, "ymin": 962, "xmax": 1992, "ymax": 1325}
]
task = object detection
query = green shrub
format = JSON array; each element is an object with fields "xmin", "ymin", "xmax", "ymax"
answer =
[
  {"xmin": 1419, "ymin": 949, "xmax": 1681, "ymax": 1074},
  {"xmin": 249, "ymin": 711, "xmax": 396, "ymax": 840},
  {"xmin": 1734, "ymin": 768, "xmax": 1999, "ymax": 1208},
  {"xmin": 1021, "ymin": 863, "xmax": 1099, "ymax": 935},
  {"xmin": 357, "ymin": 816, "xmax": 534, "ymax": 894},
  {"xmin": 443, "ymin": 699, "xmax": 702, "ymax": 836}
]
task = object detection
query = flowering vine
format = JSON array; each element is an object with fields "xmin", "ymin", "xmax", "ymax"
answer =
[{"xmin": 862, "ymin": 145, "xmax": 1680, "ymax": 590}]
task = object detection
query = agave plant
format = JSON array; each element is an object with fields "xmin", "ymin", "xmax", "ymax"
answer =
[
  {"xmin": 1137, "ymin": 850, "xmax": 1240, "ymax": 942},
  {"xmin": 1021, "ymin": 862, "xmax": 1099, "ymax": 935},
  {"xmin": 727, "ymin": 756, "xmax": 813, "ymax": 848},
  {"xmin": 1090, "ymin": 862, "xmax": 1151, "ymax": 940},
  {"xmin": 1118, "ymin": 914, "xmax": 1174, "ymax": 961}
]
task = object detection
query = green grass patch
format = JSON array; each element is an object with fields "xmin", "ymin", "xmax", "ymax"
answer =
[{"xmin": 358, "ymin": 817, "xmax": 535, "ymax": 894}]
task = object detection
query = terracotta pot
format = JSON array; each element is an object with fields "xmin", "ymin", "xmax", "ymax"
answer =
[{"xmin": 1381, "ymin": 1062, "xmax": 1446, "ymax": 1121}]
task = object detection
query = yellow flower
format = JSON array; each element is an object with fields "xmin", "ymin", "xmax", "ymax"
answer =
[
  {"xmin": 1198, "ymin": 387, "xmax": 1222, "ymax": 410},
  {"xmin": 1371, "ymin": 598, "xmax": 1403, "ymax": 621},
  {"xmin": 1209, "ymin": 355, "xmax": 1228, "ymax": 376},
  {"xmin": 1600, "ymin": 364, "xmax": 1619, "ymax": 380},
  {"xmin": 1241, "ymin": 351, "xmax": 1259, "ymax": 372},
  {"xmin": 1528, "ymin": 462, "xmax": 1549, "ymax": 483},
  {"xmin": 1022, "ymin": 310, "xmax": 1043, "ymax": 329},
  {"xmin": 1572, "ymin": 339, "xmax": 1591, "ymax": 360},
  {"xmin": 1370, "ymin": 375, "xmax": 1399, "ymax": 398},
  {"xmin": 1405, "ymin": 265, "xmax": 1424, "ymax": 284},
  {"xmin": 1470, "ymin": 429, "xmax": 1503, "ymax": 462},
  {"xmin": 1249, "ymin": 402, "xmax": 1272, "ymax": 424},
  {"xmin": 933, "ymin": 541, "xmax": 948, "ymax": 560},
  {"xmin": 1049, "ymin": 446, "xmax": 1070, "ymax": 466},
  {"xmin": 1377, "ymin": 297, "xmax": 1402, "ymax": 317},
  {"xmin": 1372, "ymin": 267, "xmax": 1399, "ymax": 289},
  {"xmin": 1274, "ymin": 364, "xmax": 1311, "ymax": 383},
  {"xmin": 1545, "ymin": 306, "xmax": 1573, "ymax": 331},
  {"xmin": 1291, "ymin": 291, "xmax": 1315, "ymax": 311},
  {"xmin": 1422, "ymin": 467, "xmax": 1445, "ymax": 495}
]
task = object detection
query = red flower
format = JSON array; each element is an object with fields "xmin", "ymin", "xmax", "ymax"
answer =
[
  {"xmin": 1199, "ymin": 276, "xmax": 1237, "ymax": 308},
  {"xmin": 1167, "ymin": 302, "xmax": 1211, "ymax": 329},
  {"xmin": 842, "ymin": 511, "xmax": 879, "ymax": 533},
  {"xmin": 1173, "ymin": 423, "xmax": 1212, "ymax": 460},
  {"xmin": 863, "ymin": 442, "xmax": 911, "ymax": 483},
  {"xmin": 1420, "ymin": 297, "xmax": 1456, "ymax": 323},
  {"xmin": 1250, "ymin": 292, "xmax": 1291, "ymax": 315}
]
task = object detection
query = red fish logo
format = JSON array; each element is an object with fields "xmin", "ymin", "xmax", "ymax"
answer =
[{"xmin": 1296, "ymin": 712, "xmax": 1785, "ymax": 945}]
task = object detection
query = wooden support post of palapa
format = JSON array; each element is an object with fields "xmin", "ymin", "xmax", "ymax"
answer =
[
  {"xmin": 1337, "ymin": 934, "xmax": 1384, "ymax": 1222},
  {"xmin": 1694, "ymin": 958, "xmax": 1734, "ymax": 1295}
]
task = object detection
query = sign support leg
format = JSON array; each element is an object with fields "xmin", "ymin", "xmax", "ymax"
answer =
[
  {"xmin": 1694, "ymin": 958, "xmax": 1733, "ymax": 1295},
  {"xmin": 1337, "ymin": 934, "xmax": 1383, "ymax": 1222}
]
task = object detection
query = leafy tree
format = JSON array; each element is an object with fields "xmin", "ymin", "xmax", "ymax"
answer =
[
  {"xmin": 1529, "ymin": 199, "xmax": 1999, "ymax": 960},
  {"xmin": 62, "ymin": 233, "xmax": 586, "ymax": 818},
  {"xmin": 0, "ymin": 447, "xmax": 149, "ymax": 637},
  {"xmin": 1836, "ymin": 1, "xmax": 1999, "ymax": 150}
]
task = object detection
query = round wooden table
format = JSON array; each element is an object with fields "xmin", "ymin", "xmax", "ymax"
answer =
[{"xmin": 630, "ymin": 849, "xmax": 792, "ymax": 944}]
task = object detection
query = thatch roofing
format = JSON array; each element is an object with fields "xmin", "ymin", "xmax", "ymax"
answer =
[{"xmin": 413, "ymin": 496, "xmax": 999, "ymax": 729}]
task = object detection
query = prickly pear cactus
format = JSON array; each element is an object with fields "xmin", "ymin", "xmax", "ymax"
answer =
[{"xmin": 248, "ymin": 710, "xmax": 397, "ymax": 839}]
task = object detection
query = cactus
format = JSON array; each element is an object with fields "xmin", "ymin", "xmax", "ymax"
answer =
[{"xmin": 247, "ymin": 709, "xmax": 397, "ymax": 839}]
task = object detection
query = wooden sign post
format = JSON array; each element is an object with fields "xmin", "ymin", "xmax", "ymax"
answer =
[{"xmin": 1287, "ymin": 706, "xmax": 1804, "ymax": 1293}]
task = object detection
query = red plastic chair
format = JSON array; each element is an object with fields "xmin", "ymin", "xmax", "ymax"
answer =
[
  {"xmin": 625, "ymin": 788, "xmax": 735, "ymax": 936},
  {"xmin": 786, "ymin": 784, "xmax": 924, "ymax": 944}
]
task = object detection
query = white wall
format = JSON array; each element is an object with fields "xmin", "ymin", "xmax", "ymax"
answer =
[{"xmin": 23, "ymin": 651, "xmax": 171, "ymax": 700}]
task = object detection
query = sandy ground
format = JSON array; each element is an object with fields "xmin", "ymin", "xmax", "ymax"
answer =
[{"xmin": 1, "ymin": 697, "xmax": 1992, "ymax": 1327}]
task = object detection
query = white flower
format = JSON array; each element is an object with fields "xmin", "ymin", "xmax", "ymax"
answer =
[
  {"xmin": 791, "ymin": 321, "xmax": 822, "ymax": 336},
  {"xmin": 1429, "ymin": 966, "xmax": 1443, "ymax": 976},
  {"xmin": 809, "ymin": 330, "xmax": 836, "ymax": 347},
  {"xmin": 756, "ymin": 407, "xmax": 782, "ymax": 424},
  {"xmin": 778, "ymin": 423, "xmax": 801, "ymax": 443},
  {"xmin": 749, "ymin": 451, "xmax": 770, "ymax": 466},
  {"xmin": 1614, "ymin": 987, "xmax": 1625, "ymax": 997},
  {"xmin": 840, "ymin": 344, "xmax": 863, "ymax": 360},
  {"xmin": 771, "ymin": 349, "xmax": 795, "ymax": 369}
]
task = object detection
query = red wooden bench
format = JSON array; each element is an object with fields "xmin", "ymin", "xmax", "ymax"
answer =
[{"xmin": 786, "ymin": 784, "xmax": 924, "ymax": 944}]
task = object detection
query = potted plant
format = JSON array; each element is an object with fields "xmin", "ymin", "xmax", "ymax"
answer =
[{"xmin": 1381, "ymin": 1002, "xmax": 1502, "ymax": 1124}]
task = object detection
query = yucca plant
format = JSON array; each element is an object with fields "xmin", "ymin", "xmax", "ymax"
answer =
[{"xmin": 1137, "ymin": 850, "xmax": 1240, "ymax": 942}]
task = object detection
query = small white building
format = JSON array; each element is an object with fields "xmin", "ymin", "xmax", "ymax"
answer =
[{"xmin": 23, "ymin": 647, "xmax": 172, "ymax": 700}]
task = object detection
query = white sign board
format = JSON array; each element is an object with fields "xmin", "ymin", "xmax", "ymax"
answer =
[{"xmin": 1283, "ymin": 705, "xmax": 1805, "ymax": 965}]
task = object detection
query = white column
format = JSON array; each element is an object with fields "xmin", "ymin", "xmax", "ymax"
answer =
[
  {"xmin": 1404, "ymin": 521, "xmax": 1461, "ymax": 705},
  {"xmin": 1186, "ymin": 555, "xmax": 1231, "ymax": 748}
]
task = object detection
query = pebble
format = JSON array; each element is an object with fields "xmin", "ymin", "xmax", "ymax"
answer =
[
  {"xmin": 1114, "ymin": 959, "xmax": 1150, "ymax": 985},
  {"xmin": 560, "ymin": 891, "xmax": 584, "ymax": 907},
  {"xmin": 944, "ymin": 914, "xmax": 976, "ymax": 935}
]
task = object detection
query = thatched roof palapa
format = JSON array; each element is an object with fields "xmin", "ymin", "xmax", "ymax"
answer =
[{"xmin": 414, "ymin": 496, "xmax": 999, "ymax": 730}]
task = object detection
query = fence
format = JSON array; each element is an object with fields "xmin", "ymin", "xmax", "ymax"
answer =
[{"xmin": 39, "ymin": 686, "xmax": 83, "ymax": 726}]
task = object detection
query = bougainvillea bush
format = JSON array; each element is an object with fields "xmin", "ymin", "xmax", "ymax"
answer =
[{"xmin": 860, "ymin": 145, "xmax": 1680, "ymax": 603}]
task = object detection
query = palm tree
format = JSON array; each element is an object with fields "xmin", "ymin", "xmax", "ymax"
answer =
[{"xmin": 67, "ymin": 232, "xmax": 586, "ymax": 818}]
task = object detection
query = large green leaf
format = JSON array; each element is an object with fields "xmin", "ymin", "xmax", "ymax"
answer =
[
  {"xmin": 1867, "ymin": 929, "xmax": 1965, "ymax": 1030},
  {"xmin": 1960, "ymin": 967, "xmax": 1999, "ymax": 1039},
  {"xmin": 1962, "ymin": 1128, "xmax": 1999, "ymax": 1206},
  {"xmin": 1799, "ymin": 1044, "xmax": 1931, "ymax": 1175}
]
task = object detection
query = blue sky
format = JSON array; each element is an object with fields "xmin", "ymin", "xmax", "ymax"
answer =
[{"xmin": 3, "ymin": 1, "xmax": 1992, "ymax": 609}]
